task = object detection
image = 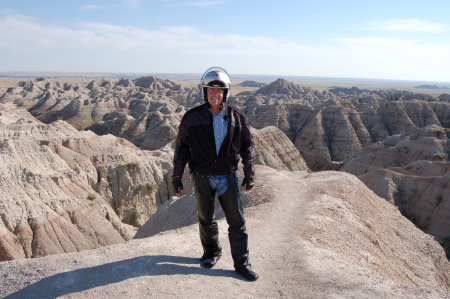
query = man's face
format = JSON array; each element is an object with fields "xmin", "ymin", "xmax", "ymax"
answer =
[{"xmin": 207, "ymin": 87, "xmax": 224, "ymax": 109}]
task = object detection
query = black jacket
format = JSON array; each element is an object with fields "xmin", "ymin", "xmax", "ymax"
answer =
[{"xmin": 173, "ymin": 103, "xmax": 256, "ymax": 177}]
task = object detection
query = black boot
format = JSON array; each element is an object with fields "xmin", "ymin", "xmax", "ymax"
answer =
[
  {"xmin": 201, "ymin": 255, "xmax": 221, "ymax": 268},
  {"xmin": 235, "ymin": 265, "xmax": 259, "ymax": 281}
]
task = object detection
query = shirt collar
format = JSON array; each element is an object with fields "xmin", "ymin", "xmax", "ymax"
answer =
[
  {"xmin": 205, "ymin": 103, "xmax": 226, "ymax": 114},
  {"xmin": 203, "ymin": 102, "xmax": 227, "ymax": 110}
]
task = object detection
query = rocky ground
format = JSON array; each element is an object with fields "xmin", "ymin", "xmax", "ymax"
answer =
[{"xmin": 1, "ymin": 166, "xmax": 449, "ymax": 299}]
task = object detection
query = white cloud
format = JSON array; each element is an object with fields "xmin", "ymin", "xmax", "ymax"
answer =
[
  {"xmin": 0, "ymin": 13, "xmax": 299, "ymax": 55},
  {"xmin": 0, "ymin": 14, "xmax": 106, "ymax": 51},
  {"xmin": 369, "ymin": 18, "xmax": 449, "ymax": 32},
  {"xmin": 79, "ymin": 1, "xmax": 140, "ymax": 12},
  {"xmin": 1, "ymin": 11, "xmax": 450, "ymax": 81},
  {"xmin": 329, "ymin": 37, "xmax": 450, "ymax": 80}
]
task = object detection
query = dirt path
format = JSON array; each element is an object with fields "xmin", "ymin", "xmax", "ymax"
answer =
[{"xmin": 1, "ymin": 167, "xmax": 448, "ymax": 298}]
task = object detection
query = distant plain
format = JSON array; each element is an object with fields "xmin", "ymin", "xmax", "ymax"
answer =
[{"xmin": 1, "ymin": 72, "xmax": 449, "ymax": 97}]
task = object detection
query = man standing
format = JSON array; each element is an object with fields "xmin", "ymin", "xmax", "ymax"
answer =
[{"xmin": 172, "ymin": 67, "xmax": 258, "ymax": 281}]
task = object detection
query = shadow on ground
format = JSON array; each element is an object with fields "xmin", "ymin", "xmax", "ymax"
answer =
[{"xmin": 4, "ymin": 255, "xmax": 239, "ymax": 299}]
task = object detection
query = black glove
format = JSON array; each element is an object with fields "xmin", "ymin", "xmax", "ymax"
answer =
[
  {"xmin": 241, "ymin": 174, "xmax": 255, "ymax": 190},
  {"xmin": 172, "ymin": 176, "xmax": 183, "ymax": 194}
]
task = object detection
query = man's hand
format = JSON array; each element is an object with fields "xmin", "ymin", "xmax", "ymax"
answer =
[
  {"xmin": 172, "ymin": 176, "xmax": 184, "ymax": 196},
  {"xmin": 241, "ymin": 174, "xmax": 254, "ymax": 191}
]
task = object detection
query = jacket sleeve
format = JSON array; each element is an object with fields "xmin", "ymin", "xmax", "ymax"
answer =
[
  {"xmin": 173, "ymin": 114, "xmax": 190, "ymax": 178},
  {"xmin": 239, "ymin": 114, "xmax": 256, "ymax": 175}
]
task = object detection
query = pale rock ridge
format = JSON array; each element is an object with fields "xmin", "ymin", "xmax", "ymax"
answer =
[
  {"xmin": 438, "ymin": 93, "xmax": 450, "ymax": 102},
  {"xmin": 359, "ymin": 160, "xmax": 450, "ymax": 259},
  {"xmin": 298, "ymin": 170, "xmax": 450, "ymax": 290},
  {"xmin": 341, "ymin": 124, "xmax": 450, "ymax": 258},
  {"xmin": 341, "ymin": 124, "xmax": 449, "ymax": 176},
  {"xmin": 4, "ymin": 78, "xmax": 450, "ymax": 173},
  {"xmin": 233, "ymin": 82, "xmax": 450, "ymax": 171},
  {"xmin": 255, "ymin": 78, "xmax": 319, "ymax": 98},
  {"xmin": 237, "ymin": 80, "xmax": 266, "ymax": 88},
  {"xmin": 329, "ymin": 86, "xmax": 436, "ymax": 102},
  {"xmin": 0, "ymin": 103, "xmax": 177, "ymax": 261},
  {"xmin": 134, "ymin": 166, "xmax": 450, "ymax": 296},
  {"xmin": 251, "ymin": 126, "xmax": 309, "ymax": 171},
  {"xmin": 0, "ymin": 103, "xmax": 310, "ymax": 261},
  {"xmin": 231, "ymin": 81, "xmax": 368, "ymax": 170},
  {"xmin": 235, "ymin": 82, "xmax": 450, "ymax": 258},
  {"xmin": 4, "ymin": 77, "xmax": 450, "ymax": 260},
  {"xmin": 1, "ymin": 167, "xmax": 449, "ymax": 298},
  {"xmin": 0, "ymin": 77, "xmax": 200, "ymax": 134}
]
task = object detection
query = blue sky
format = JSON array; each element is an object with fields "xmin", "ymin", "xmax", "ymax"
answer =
[{"xmin": 1, "ymin": 0, "xmax": 450, "ymax": 82}]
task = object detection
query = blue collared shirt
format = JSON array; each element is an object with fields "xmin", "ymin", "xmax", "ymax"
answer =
[
  {"xmin": 209, "ymin": 108, "xmax": 229, "ymax": 196},
  {"xmin": 210, "ymin": 108, "xmax": 227, "ymax": 155}
]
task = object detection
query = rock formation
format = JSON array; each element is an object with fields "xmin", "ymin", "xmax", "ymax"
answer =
[
  {"xmin": 237, "ymin": 80, "xmax": 266, "ymax": 87},
  {"xmin": 2, "ymin": 75, "xmax": 450, "ymax": 261},
  {"xmin": 0, "ymin": 100, "xmax": 309, "ymax": 261},
  {"xmin": 4, "ymin": 78, "xmax": 450, "ymax": 173},
  {"xmin": 232, "ymin": 83, "xmax": 450, "ymax": 259},
  {"xmin": 251, "ymin": 126, "xmax": 309, "ymax": 171},
  {"xmin": 341, "ymin": 124, "xmax": 449, "ymax": 176},
  {"xmin": 132, "ymin": 166, "xmax": 450, "ymax": 298},
  {"xmin": 360, "ymin": 164, "xmax": 450, "ymax": 259},
  {"xmin": 232, "ymin": 83, "xmax": 450, "ymax": 171},
  {"xmin": 0, "ymin": 76, "xmax": 200, "ymax": 138},
  {"xmin": 0, "ymin": 103, "xmax": 176, "ymax": 261},
  {"xmin": 2, "ymin": 166, "xmax": 449, "ymax": 298},
  {"xmin": 341, "ymin": 124, "xmax": 450, "ymax": 258}
]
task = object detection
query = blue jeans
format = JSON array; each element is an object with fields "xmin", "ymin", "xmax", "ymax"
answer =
[{"xmin": 209, "ymin": 175, "xmax": 228, "ymax": 196}]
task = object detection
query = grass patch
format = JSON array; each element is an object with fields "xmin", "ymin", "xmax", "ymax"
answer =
[
  {"xmin": 15, "ymin": 233, "xmax": 25, "ymax": 244},
  {"xmin": 131, "ymin": 183, "xmax": 159, "ymax": 194},
  {"xmin": 126, "ymin": 162, "xmax": 140, "ymax": 171},
  {"xmin": 131, "ymin": 210, "xmax": 140, "ymax": 226},
  {"xmin": 427, "ymin": 154, "xmax": 448, "ymax": 161}
]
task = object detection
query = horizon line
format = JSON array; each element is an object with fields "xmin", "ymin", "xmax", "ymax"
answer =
[{"xmin": 1, "ymin": 71, "xmax": 450, "ymax": 84}]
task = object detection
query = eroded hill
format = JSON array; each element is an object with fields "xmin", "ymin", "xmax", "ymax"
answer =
[
  {"xmin": 2, "ymin": 76, "xmax": 450, "ymax": 260},
  {"xmin": 0, "ymin": 103, "xmax": 308, "ymax": 261}
]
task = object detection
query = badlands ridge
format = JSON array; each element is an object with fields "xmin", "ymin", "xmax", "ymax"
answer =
[{"xmin": 0, "ymin": 76, "xmax": 449, "ymax": 297}]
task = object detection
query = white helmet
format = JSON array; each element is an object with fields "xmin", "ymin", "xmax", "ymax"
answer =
[{"xmin": 200, "ymin": 66, "xmax": 231, "ymax": 102}]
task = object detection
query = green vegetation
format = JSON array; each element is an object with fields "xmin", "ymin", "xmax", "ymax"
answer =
[
  {"xmin": 15, "ymin": 233, "xmax": 25, "ymax": 244},
  {"xmin": 146, "ymin": 183, "xmax": 158, "ymax": 192},
  {"xmin": 433, "ymin": 128, "xmax": 445, "ymax": 138},
  {"xmin": 87, "ymin": 193, "xmax": 96, "ymax": 200},
  {"xmin": 428, "ymin": 154, "xmax": 448, "ymax": 161},
  {"xmin": 126, "ymin": 161, "xmax": 140, "ymax": 171},
  {"xmin": 131, "ymin": 210, "xmax": 140, "ymax": 225},
  {"xmin": 131, "ymin": 183, "xmax": 158, "ymax": 194},
  {"xmin": 106, "ymin": 174, "xmax": 113, "ymax": 182},
  {"xmin": 97, "ymin": 165, "xmax": 107, "ymax": 171}
]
